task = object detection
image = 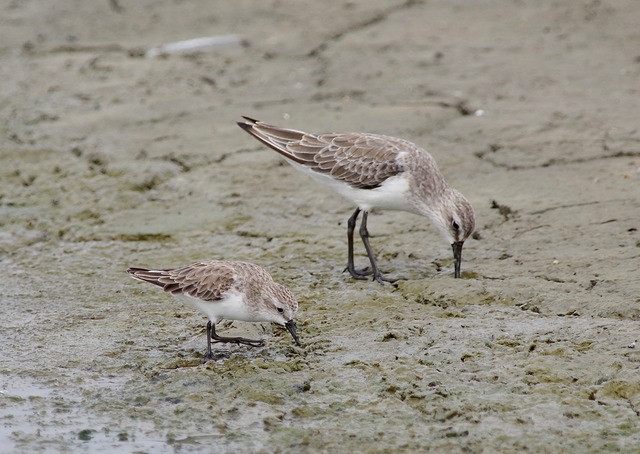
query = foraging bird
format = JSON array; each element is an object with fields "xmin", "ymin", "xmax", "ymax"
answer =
[
  {"xmin": 238, "ymin": 116, "xmax": 475, "ymax": 283},
  {"xmin": 127, "ymin": 260, "xmax": 300, "ymax": 360}
]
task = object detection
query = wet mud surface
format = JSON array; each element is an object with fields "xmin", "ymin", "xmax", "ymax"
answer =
[{"xmin": 1, "ymin": 0, "xmax": 639, "ymax": 452}]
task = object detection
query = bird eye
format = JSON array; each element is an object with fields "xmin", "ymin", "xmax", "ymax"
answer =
[
  {"xmin": 277, "ymin": 307, "xmax": 284, "ymax": 313},
  {"xmin": 452, "ymin": 220, "xmax": 460, "ymax": 231}
]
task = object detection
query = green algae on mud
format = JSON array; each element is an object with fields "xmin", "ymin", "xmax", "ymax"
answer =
[{"xmin": 397, "ymin": 278, "xmax": 517, "ymax": 310}]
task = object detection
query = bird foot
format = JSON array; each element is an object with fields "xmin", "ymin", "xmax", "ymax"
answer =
[
  {"xmin": 345, "ymin": 265, "xmax": 398, "ymax": 284},
  {"xmin": 344, "ymin": 265, "xmax": 373, "ymax": 280},
  {"xmin": 212, "ymin": 336, "xmax": 264, "ymax": 347},
  {"xmin": 371, "ymin": 272, "xmax": 399, "ymax": 285}
]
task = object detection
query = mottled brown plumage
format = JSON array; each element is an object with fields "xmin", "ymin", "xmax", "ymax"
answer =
[
  {"xmin": 238, "ymin": 117, "xmax": 476, "ymax": 282},
  {"xmin": 127, "ymin": 260, "xmax": 300, "ymax": 360},
  {"xmin": 239, "ymin": 117, "xmax": 411, "ymax": 190},
  {"xmin": 129, "ymin": 262, "xmax": 239, "ymax": 302}
]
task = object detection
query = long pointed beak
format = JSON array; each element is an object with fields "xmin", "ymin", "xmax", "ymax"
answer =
[
  {"xmin": 451, "ymin": 241, "xmax": 464, "ymax": 278},
  {"xmin": 285, "ymin": 320, "xmax": 301, "ymax": 346}
]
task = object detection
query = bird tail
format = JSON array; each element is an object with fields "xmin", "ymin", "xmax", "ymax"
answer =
[
  {"xmin": 127, "ymin": 267, "xmax": 169, "ymax": 289},
  {"xmin": 237, "ymin": 116, "xmax": 307, "ymax": 165}
]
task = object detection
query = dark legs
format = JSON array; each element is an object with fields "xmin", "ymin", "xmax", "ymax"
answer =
[
  {"xmin": 345, "ymin": 208, "xmax": 397, "ymax": 284},
  {"xmin": 346, "ymin": 208, "xmax": 369, "ymax": 280},
  {"xmin": 360, "ymin": 212, "xmax": 398, "ymax": 284},
  {"xmin": 205, "ymin": 321, "xmax": 264, "ymax": 361}
]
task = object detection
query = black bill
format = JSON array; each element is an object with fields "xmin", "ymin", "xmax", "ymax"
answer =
[
  {"xmin": 452, "ymin": 241, "xmax": 464, "ymax": 279},
  {"xmin": 285, "ymin": 319, "xmax": 301, "ymax": 346}
]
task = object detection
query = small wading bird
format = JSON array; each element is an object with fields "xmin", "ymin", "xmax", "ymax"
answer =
[
  {"xmin": 238, "ymin": 116, "xmax": 476, "ymax": 283},
  {"xmin": 127, "ymin": 260, "xmax": 300, "ymax": 360}
]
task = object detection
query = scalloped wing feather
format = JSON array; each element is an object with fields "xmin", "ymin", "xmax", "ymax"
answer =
[
  {"xmin": 239, "ymin": 118, "xmax": 409, "ymax": 190},
  {"xmin": 128, "ymin": 263, "xmax": 236, "ymax": 302}
]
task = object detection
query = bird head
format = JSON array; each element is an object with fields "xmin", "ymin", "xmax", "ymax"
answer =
[
  {"xmin": 431, "ymin": 189, "xmax": 475, "ymax": 278},
  {"xmin": 268, "ymin": 284, "xmax": 301, "ymax": 346}
]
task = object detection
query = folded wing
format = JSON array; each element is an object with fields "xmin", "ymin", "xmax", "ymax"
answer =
[{"xmin": 238, "ymin": 117, "xmax": 408, "ymax": 190}]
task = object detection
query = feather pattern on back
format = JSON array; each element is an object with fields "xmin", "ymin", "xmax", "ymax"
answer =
[
  {"xmin": 238, "ymin": 117, "xmax": 410, "ymax": 190},
  {"xmin": 127, "ymin": 261, "xmax": 246, "ymax": 302}
]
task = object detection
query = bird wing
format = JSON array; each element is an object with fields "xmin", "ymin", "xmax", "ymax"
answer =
[
  {"xmin": 238, "ymin": 117, "xmax": 408, "ymax": 189},
  {"xmin": 127, "ymin": 262, "xmax": 235, "ymax": 302}
]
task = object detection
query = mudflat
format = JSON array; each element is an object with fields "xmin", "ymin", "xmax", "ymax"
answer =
[{"xmin": 1, "ymin": 1, "xmax": 639, "ymax": 452}]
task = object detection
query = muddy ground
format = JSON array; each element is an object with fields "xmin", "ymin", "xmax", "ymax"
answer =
[{"xmin": 1, "ymin": 0, "xmax": 639, "ymax": 452}]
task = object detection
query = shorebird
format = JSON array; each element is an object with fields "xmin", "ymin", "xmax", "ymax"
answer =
[
  {"xmin": 127, "ymin": 260, "xmax": 300, "ymax": 360},
  {"xmin": 238, "ymin": 116, "xmax": 475, "ymax": 283}
]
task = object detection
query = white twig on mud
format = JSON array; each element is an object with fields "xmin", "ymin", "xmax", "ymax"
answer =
[{"xmin": 145, "ymin": 35, "xmax": 246, "ymax": 58}]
